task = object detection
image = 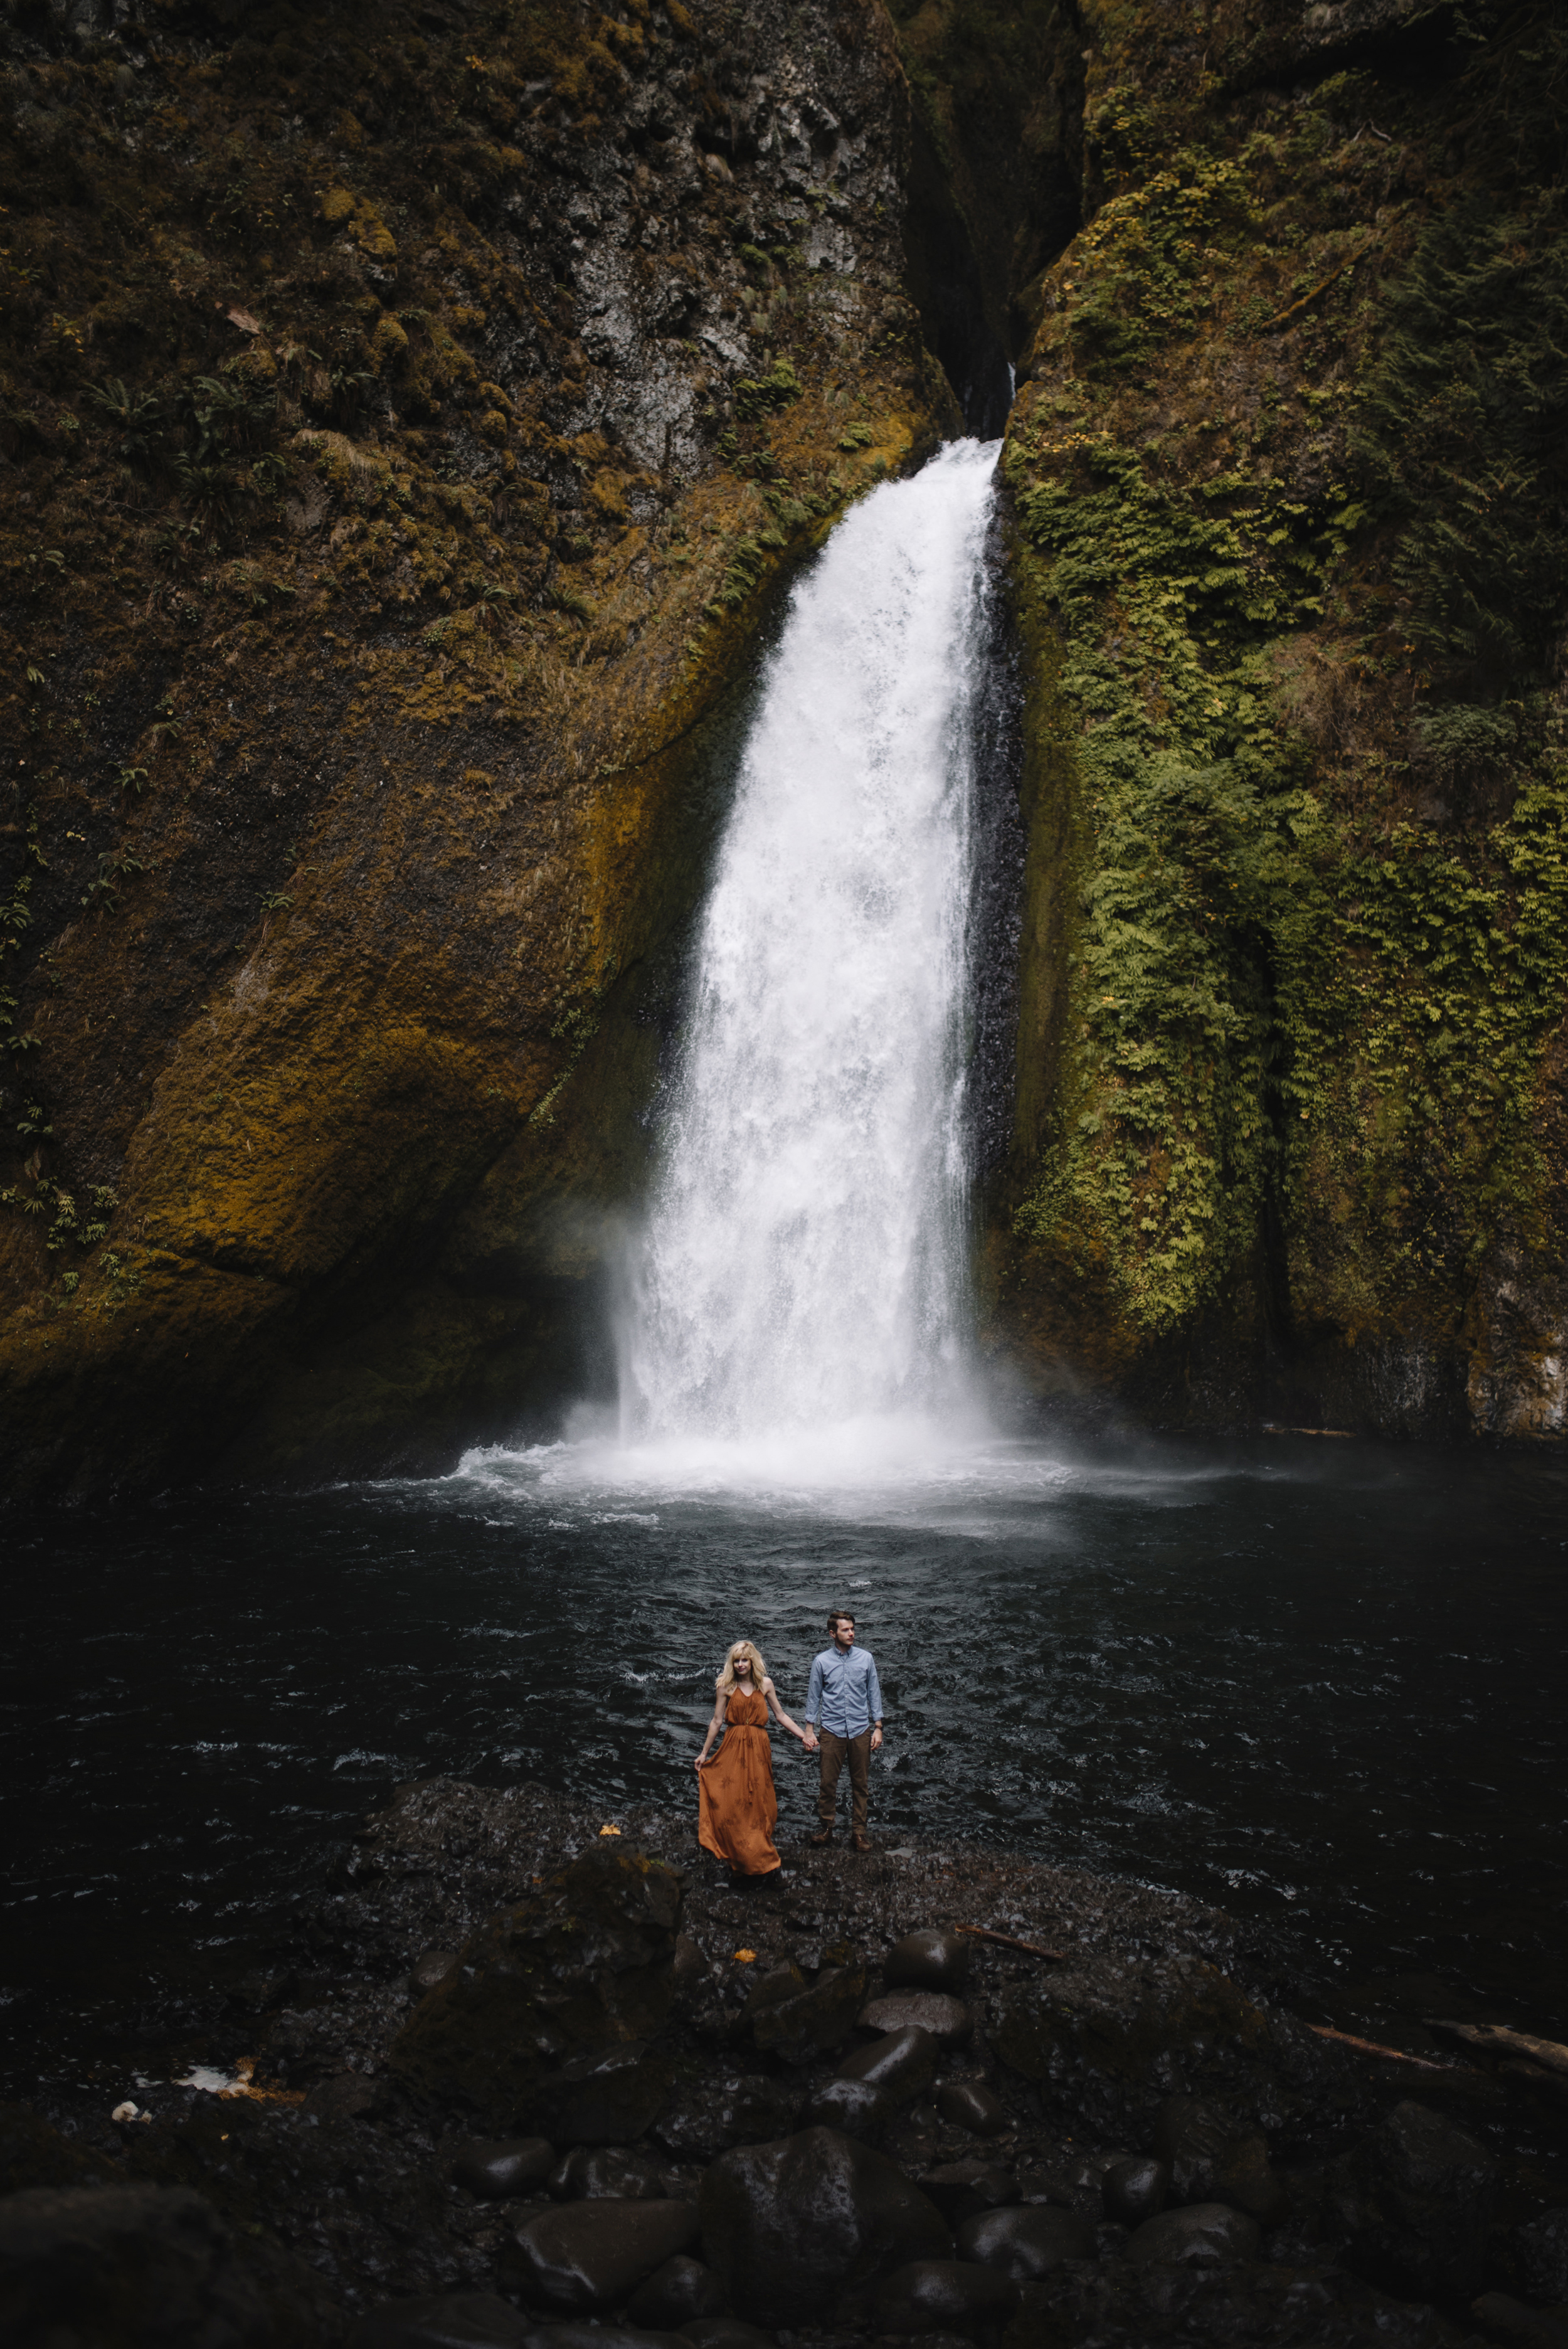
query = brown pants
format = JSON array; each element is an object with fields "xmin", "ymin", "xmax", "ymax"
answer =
[{"xmin": 817, "ymin": 1728, "xmax": 871, "ymax": 1836}]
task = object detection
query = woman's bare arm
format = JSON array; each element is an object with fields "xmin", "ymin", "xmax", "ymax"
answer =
[
  {"xmin": 763, "ymin": 1678, "xmax": 807, "ymax": 1742},
  {"xmin": 696, "ymin": 1688, "xmax": 728, "ymax": 1768}
]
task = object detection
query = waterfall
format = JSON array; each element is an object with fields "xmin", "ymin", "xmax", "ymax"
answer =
[{"xmin": 620, "ymin": 439, "xmax": 1000, "ymax": 1456}]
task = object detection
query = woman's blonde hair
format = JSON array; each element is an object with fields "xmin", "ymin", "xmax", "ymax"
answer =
[{"xmin": 717, "ymin": 1639, "xmax": 767, "ymax": 1695}]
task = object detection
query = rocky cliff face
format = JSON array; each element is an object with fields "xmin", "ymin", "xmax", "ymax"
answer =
[{"xmin": 2, "ymin": 0, "xmax": 1565, "ymax": 1493}]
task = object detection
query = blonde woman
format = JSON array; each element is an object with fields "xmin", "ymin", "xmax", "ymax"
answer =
[{"xmin": 694, "ymin": 1640, "xmax": 807, "ymax": 1877}]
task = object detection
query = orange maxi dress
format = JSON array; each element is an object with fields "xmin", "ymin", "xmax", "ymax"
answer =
[{"xmin": 697, "ymin": 1689, "xmax": 781, "ymax": 1876}]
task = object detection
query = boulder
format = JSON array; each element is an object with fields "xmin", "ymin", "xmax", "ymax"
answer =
[
  {"xmin": 802, "ymin": 2077, "xmax": 893, "ymax": 2141},
  {"xmin": 506, "ymin": 2198, "xmax": 700, "ymax": 2313},
  {"xmin": 836, "ymin": 2024, "xmax": 940, "ymax": 2106},
  {"xmin": 886, "ymin": 1931, "xmax": 971, "ymax": 1995},
  {"xmin": 957, "ymin": 2204, "xmax": 1089, "ymax": 2279},
  {"xmin": 550, "ymin": 2145, "xmax": 672, "ymax": 2201},
  {"xmin": 392, "ymin": 1847, "xmax": 682, "ymax": 2125},
  {"xmin": 751, "ymin": 1965, "xmax": 867, "ymax": 2065},
  {"xmin": 698, "ymin": 2124, "xmax": 952, "ymax": 2323},
  {"xmin": 654, "ymin": 2074, "xmax": 800, "ymax": 2162},
  {"xmin": 860, "ymin": 1992, "xmax": 972, "ymax": 2046},
  {"xmin": 354, "ymin": 2293, "xmax": 534, "ymax": 2348},
  {"xmin": 627, "ymin": 2254, "xmax": 727, "ymax": 2327},
  {"xmin": 1128, "ymin": 2203, "xmax": 1261, "ymax": 2266},
  {"xmin": 452, "ymin": 2138, "xmax": 556, "ymax": 2201},
  {"xmin": 935, "ymin": 2081, "xmax": 1007, "ymax": 2138},
  {"xmin": 532, "ymin": 2045, "xmax": 674, "ymax": 2146},
  {"xmin": 917, "ymin": 2165, "xmax": 1019, "ymax": 2227},
  {"xmin": 875, "ymin": 2258, "xmax": 1020, "ymax": 2336},
  {"xmin": 1152, "ymin": 2096, "xmax": 1285, "ymax": 2224},
  {"xmin": 0, "ymin": 2183, "xmax": 277, "ymax": 2346},
  {"xmin": 1339, "ymin": 2099, "xmax": 1499, "ymax": 2302},
  {"xmin": 1101, "ymin": 2155, "xmax": 1169, "ymax": 2227}
]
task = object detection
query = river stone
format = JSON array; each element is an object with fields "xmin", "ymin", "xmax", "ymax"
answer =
[
  {"xmin": 743, "ymin": 1965, "xmax": 805, "ymax": 2025},
  {"xmin": 655, "ymin": 2074, "xmax": 800, "ymax": 2161},
  {"xmin": 802, "ymin": 2076, "xmax": 893, "ymax": 2141},
  {"xmin": 886, "ymin": 1931, "xmax": 971, "ymax": 1995},
  {"xmin": 837, "ymin": 2023, "xmax": 941, "ymax": 2105},
  {"xmin": 875, "ymin": 2258, "xmax": 1021, "ymax": 2336},
  {"xmin": 751, "ymin": 1965, "xmax": 867, "ymax": 2065},
  {"xmin": 860, "ymin": 1991, "xmax": 972, "ymax": 2046},
  {"xmin": 935, "ymin": 2081, "xmax": 1007, "ymax": 2138},
  {"xmin": 392, "ymin": 1847, "xmax": 682, "ymax": 2125},
  {"xmin": 917, "ymin": 2164, "xmax": 1019, "ymax": 2226},
  {"xmin": 355, "ymin": 2292, "xmax": 533, "ymax": 2347},
  {"xmin": 453, "ymin": 2138, "xmax": 556, "ymax": 2200},
  {"xmin": 0, "ymin": 2183, "xmax": 276, "ymax": 2346},
  {"xmin": 551, "ymin": 2145, "xmax": 671, "ymax": 2201},
  {"xmin": 507, "ymin": 2198, "xmax": 700, "ymax": 2313},
  {"xmin": 1128, "ymin": 2202, "xmax": 1261, "ymax": 2266},
  {"xmin": 410, "ymin": 1949, "xmax": 462, "ymax": 1998},
  {"xmin": 957, "ymin": 2203, "xmax": 1090, "ymax": 2279},
  {"xmin": 698, "ymin": 2124, "xmax": 953, "ymax": 2322},
  {"xmin": 1102, "ymin": 2155, "xmax": 1170, "ymax": 2227},
  {"xmin": 627, "ymin": 2254, "xmax": 727, "ymax": 2326},
  {"xmin": 1342, "ymin": 2097, "xmax": 1499, "ymax": 2301},
  {"xmin": 532, "ymin": 2044, "xmax": 674, "ymax": 2146}
]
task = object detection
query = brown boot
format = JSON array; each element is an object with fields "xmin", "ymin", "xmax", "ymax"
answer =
[
  {"xmin": 809, "ymin": 1827, "xmax": 834, "ymax": 1845},
  {"xmin": 852, "ymin": 1832, "xmax": 873, "ymax": 1853}
]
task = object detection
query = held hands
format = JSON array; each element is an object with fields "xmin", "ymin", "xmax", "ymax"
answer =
[{"xmin": 802, "ymin": 1728, "xmax": 819, "ymax": 1752}]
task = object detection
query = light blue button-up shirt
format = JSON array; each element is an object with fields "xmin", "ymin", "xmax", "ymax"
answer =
[{"xmin": 806, "ymin": 1643, "xmax": 883, "ymax": 1738}]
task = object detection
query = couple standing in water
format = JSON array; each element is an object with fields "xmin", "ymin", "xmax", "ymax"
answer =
[{"xmin": 694, "ymin": 1608, "xmax": 884, "ymax": 1875}]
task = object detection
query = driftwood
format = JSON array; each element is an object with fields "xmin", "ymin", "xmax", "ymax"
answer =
[
  {"xmin": 1427, "ymin": 2020, "xmax": 1568, "ymax": 2079},
  {"xmin": 957, "ymin": 1922, "xmax": 1067, "ymax": 1961},
  {"xmin": 1307, "ymin": 2023, "xmax": 1448, "ymax": 2070}
]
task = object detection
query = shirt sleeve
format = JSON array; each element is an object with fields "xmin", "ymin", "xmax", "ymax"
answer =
[
  {"xmin": 866, "ymin": 1652, "xmax": 883, "ymax": 1723},
  {"xmin": 805, "ymin": 1653, "xmax": 824, "ymax": 1724}
]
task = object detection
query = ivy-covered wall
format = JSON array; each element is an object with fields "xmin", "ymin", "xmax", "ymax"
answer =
[{"xmin": 971, "ymin": 0, "xmax": 1568, "ymax": 1438}]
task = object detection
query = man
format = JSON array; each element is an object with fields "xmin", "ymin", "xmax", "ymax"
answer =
[{"xmin": 802, "ymin": 1608, "xmax": 883, "ymax": 1853}]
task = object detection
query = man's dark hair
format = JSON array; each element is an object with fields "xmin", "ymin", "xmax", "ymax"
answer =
[{"xmin": 827, "ymin": 1607, "xmax": 855, "ymax": 1631}]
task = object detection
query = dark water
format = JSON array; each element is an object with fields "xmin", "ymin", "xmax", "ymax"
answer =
[{"xmin": 4, "ymin": 1424, "xmax": 1566, "ymax": 2087}]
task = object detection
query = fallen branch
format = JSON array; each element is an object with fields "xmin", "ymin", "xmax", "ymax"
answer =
[
  {"xmin": 957, "ymin": 1923, "xmax": 1067, "ymax": 1961},
  {"xmin": 1308, "ymin": 2023, "xmax": 1448, "ymax": 2070},
  {"xmin": 1259, "ymin": 235, "xmax": 1377, "ymax": 334},
  {"xmin": 1427, "ymin": 2020, "xmax": 1568, "ymax": 2079},
  {"xmin": 1263, "ymin": 1424, "xmax": 1354, "ymax": 1438}
]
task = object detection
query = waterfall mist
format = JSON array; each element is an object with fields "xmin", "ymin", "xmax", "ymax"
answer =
[{"xmin": 617, "ymin": 440, "xmax": 1001, "ymax": 1474}]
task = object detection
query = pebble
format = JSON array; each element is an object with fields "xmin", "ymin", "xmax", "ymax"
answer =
[
  {"xmin": 506, "ymin": 2198, "xmax": 700, "ymax": 2313},
  {"xmin": 933, "ymin": 2080, "xmax": 1007, "ymax": 2138},
  {"xmin": 884, "ymin": 1929, "xmax": 971, "ymax": 1995},
  {"xmin": 452, "ymin": 2139, "xmax": 557, "ymax": 2202},
  {"xmin": 1101, "ymin": 2154, "xmax": 1170, "ymax": 2227},
  {"xmin": 835, "ymin": 2023, "xmax": 940, "ymax": 2106}
]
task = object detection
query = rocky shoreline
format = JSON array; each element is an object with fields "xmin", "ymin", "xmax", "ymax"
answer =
[{"xmin": 3, "ymin": 1779, "xmax": 1567, "ymax": 2347}]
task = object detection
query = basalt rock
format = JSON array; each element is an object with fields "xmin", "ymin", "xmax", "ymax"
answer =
[
  {"xmin": 452, "ymin": 2138, "xmax": 558, "ymax": 2201},
  {"xmin": 885, "ymin": 1931, "xmax": 972, "ymax": 1995},
  {"xmin": 697, "ymin": 2124, "xmax": 953, "ymax": 2323},
  {"xmin": 874, "ymin": 2258, "xmax": 1022, "ymax": 2338},
  {"xmin": 802, "ymin": 2076, "xmax": 895, "ymax": 2141},
  {"xmin": 861, "ymin": 1991, "xmax": 973, "ymax": 2045},
  {"xmin": 957, "ymin": 2203, "xmax": 1091, "ymax": 2279},
  {"xmin": 504, "ymin": 2197, "xmax": 700, "ymax": 2315},
  {"xmin": 391, "ymin": 1846, "xmax": 681, "ymax": 2125},
  {"xmin": 625, "ymin": 2254, "xmax": 728, "ymax": 2328},
  {"xmin": 549, "ymin": 2145, "xmax": 674, "ymax": 2202},
  {"xmin": 653, "ymin": 2073, "xmax": 801, "ymax": 2162},
  {"xmin": 750, "ymin": 1965, "xmax": 868, "ymax": 2065},
  {"xmin": 836, "ymin": 2023, "xmax": 941, "ymax": 2106},
  {"xmin": 0, "ymin": 2181, "xmax": 298, "ymax": 2347},
  {"xmin": 1101, "ymin": 2156, "xmax": 1170, "ymax": 2228},
  {"xmin": 935, "ymin": 2081, "xmax": 1008, "ymax": 2138},
  {"xmin": 917, "ymin": 2164, "xmax": 1020, "ymax": 2227},
  {"xmin": 1334, "ymin": 2099, "xmax": 1499, "ymax": 2303},
  {"xmin": 1128, "ymin": 2203, "xmax": 1263, "ymax": 2267},
  {"xmin": 1153, "ymin": 2097, "xmax": 1287, "ymax": 2227}
]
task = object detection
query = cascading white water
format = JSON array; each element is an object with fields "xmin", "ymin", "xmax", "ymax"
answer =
[{"xmin": 620, "ymin": 438, "xmax": 999, "ymax": 1454}]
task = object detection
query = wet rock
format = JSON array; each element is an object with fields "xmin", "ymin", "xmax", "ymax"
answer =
[
  {"xmin": 918, "ymin": 2163, "xmax": 1019, "ymax": 2227},
  {"xmin": 802, "ymin": 2076, "xmax": 893, "ymax": 2141},
  {"xmin": 957, "ymin": 2204, "xmax": 1090, "ymax": 2279},
  {"xmin": 1153, "ymin": 2097, "xmax": 1286, "ymax": 2226},
  {"xmin": 837, "ymin": 2024, "xmax": 941, "ymax": 2106},
  {"xmin": 452, "ymin": 2138, "xmax": 557, "ymax": 2200},
  {"xmin": 1101, "ymin": 2156, "xmax": 1169, "ymax": 2227},
  {"xmin": 354, "ymin": 2291, "xmax": 533, "ymax": 2347},
  {"xmin": 1128, "ymin": 2202, "xmax": 1261, "ymax": 2266},
  {"xmin": 550, "ymin": 2145, "xmax": 671, "ymax": 2201},
  {"xmin": 1339, "ymin": 2098, "xmax": 1498, "ymax": 2302},
  {"xmin": 751, "ymin": 1965, "xmax": 867, "ymax": 2065},
  {"xmin": 392, "ymin": 1847, "xmax": 682, "ymax": 2126},
  {"xmin": 1517, "ymin": 2207, "xmax": 1568, "ymax": 2304},
  {"xmin": 0, "ymin": 2182, "xmax": 280, "ymax": 2346},
  {"xmin": 506, "ymin": 2198, "xmax": 700, "ymax": 2313},
  {"xmin": 935, "ymin": 2081, "xmax": 1007, "ymax": 2138},
  {"xmin": 886, "ymin": 1931, "xmax": 971, "ymax": 1995},
  {"xmin": 410, "ymin": 1950, "xmax": 462, "ymax": 1998},
  {"xmin": 626, "ymin": 2253, "xmax": 727, "ymax": 2327},
  {"xmin": 654, "ymin": 2074, "xmax": 800, "ymax": 2163},
  {"xmin": 861, "ymin": 1991, "xmax": 973, "ymax": 2046},
  {"xmin": 698, "ymin": 2124, "xmax": 952, "ymax": 2323},
  {"xmin": 532, "ymin": 2045, "xmax": 674, "ymax": 2147},
  {"xmin": 742, "ymin": 1965, "xmax": 805, "ymax": 2027},
  {"xmin": 875, "ymin": 2257, "xmax": 1021, "ymax": 2336}
]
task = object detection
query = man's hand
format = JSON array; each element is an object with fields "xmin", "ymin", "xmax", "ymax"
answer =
[
  {"xmin": 803, "ymin": 1729, "xmax": 818, "ymax": 1752},
  {"xmin": 871, "ymin": 1726, "xmax": 883, "ymax": 1753}
]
